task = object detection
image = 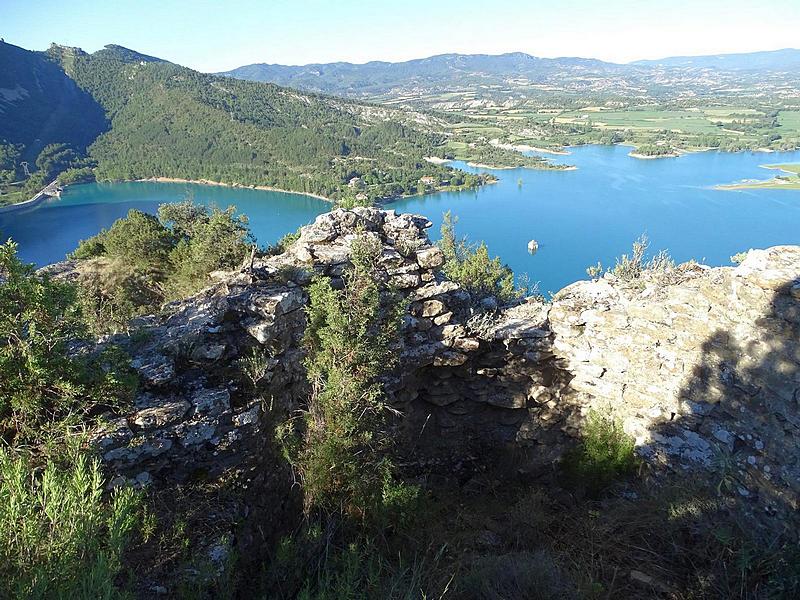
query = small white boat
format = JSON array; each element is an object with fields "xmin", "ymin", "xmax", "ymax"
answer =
[{"xmin": 527, "ymin": 239, "xmax": 539, "ymax": 254}]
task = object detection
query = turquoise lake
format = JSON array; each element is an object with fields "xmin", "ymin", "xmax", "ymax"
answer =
[{"xmin": 2, "ymin": 144, "xmax": 800, "ymax": 293}]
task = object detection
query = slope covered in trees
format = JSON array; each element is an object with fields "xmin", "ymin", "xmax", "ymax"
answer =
[
  {"xmin": 0, "ymin": 41, "xmax": 107, "ymax": 203},
  {"xmin": 0, "ymin": 41, "xmax": 107, "ymax": 160},
  {"xmin": 1, "ymin": 41, "xmax": 492, "ymax": 205},
  {"xmin": 53, "ymin": 44, "xmax": 485, "ymax": 203}
]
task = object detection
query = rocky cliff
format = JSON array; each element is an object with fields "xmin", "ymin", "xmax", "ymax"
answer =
[{"xmin": 89, "ymin": 209, "xmax": 800, "ymax": 552}]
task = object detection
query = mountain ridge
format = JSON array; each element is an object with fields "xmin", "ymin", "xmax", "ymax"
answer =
[
  {"xmin": 632, "ymin": 47, "xmax": 800, "ymax": 70},
  {"xmin": 220, "ymin": 47, "xmax": 800, "ymax": 73},
  {"xmin": 1, "ymin": 40, "xmax": 490, "ymax": 205},
  {"xmin": 217, "ymin": 48, "xmax": 800, "ymax": 98}
]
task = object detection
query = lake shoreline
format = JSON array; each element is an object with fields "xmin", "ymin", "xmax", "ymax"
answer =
[
  {"xmin": 134, "ymin": 177, "xmax": 332, "ymax": 202},
  {"xmin": 80, "ymin": 175, "xmax": 495, "ymax": 207},
  {"xmin": 715, "ymin": 162, "xmax": 800, "ymax": 190},
  {"xmin": 628, "ymin": 151, "xmax": 681, "ymax": 160},
  {"xmin": 716, "ymin": 177, "xmax": 800, "ymax": 190},
  {"xmin": 489, "ymin": 140, "xmax": 572, "ymax": 156},
  {"xmin": 7, "ymin": 145, "xmax": 800, "ymax": 290},
  {"xmin": 466, "ymin": 161, "xmax": 577, "ymax": 171}
]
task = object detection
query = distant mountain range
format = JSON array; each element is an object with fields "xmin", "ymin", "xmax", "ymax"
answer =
[
  {"xmin": 217, "ymin": 52, "xmax": 627, "ymax": 96},
  {"xmin": 217, "ymin": 48, "xmax": 800, "ymax": 100},
  {"xmin": 632, "ymin": 48, "xmax": 800, "ymax": 71}
]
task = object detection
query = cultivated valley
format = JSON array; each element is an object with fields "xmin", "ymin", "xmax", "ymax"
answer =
[{"xmin": 1, "ymin": 7, "xmax": 800, "ymax": 599}]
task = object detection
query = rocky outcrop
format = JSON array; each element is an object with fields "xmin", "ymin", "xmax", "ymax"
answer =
[
  {"xmin": 88, "ymin": 208, "xmax": 800, "ymax": 527},
  {"xmin": 92, "ymin": 208, "xmax": 574, "ymax": 485}
]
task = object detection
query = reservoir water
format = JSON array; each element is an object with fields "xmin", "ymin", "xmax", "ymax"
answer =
[{"xmin": 2, "ymin": 144, "xmax": 800, "ymax": 293}]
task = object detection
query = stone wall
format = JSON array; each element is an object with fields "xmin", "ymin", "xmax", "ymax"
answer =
[
  {"xmin": 92, "ymin": 208, "xmax": 574, "ymax": 486},
  {"xmin": 88, "ymin": 208, "xmax": 800, "ymax": 524},
  {"xmin": 550, "ymin": 247, "xmax": 800, "ymax": 513}
]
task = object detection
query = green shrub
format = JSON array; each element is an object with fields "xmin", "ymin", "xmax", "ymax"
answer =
[
  {"xmin": 263, "ymin": 529, "xmax": 430, "ymax": 600},
  {"xmin": 236, "ymin": 346, "xmax": 273, "ymax": 391},
  {"xmin": 277, "ymin": 233, "xmax": 414, "ymax": 520},
  {"xmin": 585, "ymin": 261, "xmax": 603, "ymax": 279},
  {"xmin": 0, "ymin": 240, "xmax": 136, "ymax": 444},
  {"xmin": 157, "ymin": 200, "xmax": 209, "ymax": 239},
  {"xmin": 730, "ymin": 250, "xmax": 749, "ymax": 265},
  {"xmin": 76, "ymin": 263, "xmax": 159, "ymax": 335},
  {"xmin": 337, "ymin": 194, "xmax": 374, "ymax": 209},
  {"xmin": 68, "ymin": 201, "xmax": 255, "ymax": 332},
  {"xmin": 563, "ymin": 411, "xmax": 638, "ymax": 495},
  {"xmin": 298, "ymin": 541, "xmax": 428, "ymax": 600},
  {"xmin": 165, "ymin": 206, "xmax": 252, "ymax": 299},
  {"xmin": 266, "ymin": 229, "xmax": 301, "ymax": 256},
  {"xmin": 438, "ymin": 211, "xmax": 518, "ymax": 304},
  {"xmin": 102, "ymin": 209, "xmax": 175, "ymax": 270},
  {"xmin": 0, "ymin": 448, "xmax": 141, "ymax": 600},
  {"xmin": 69, "ymin": 235, "xmax": 107, "ymax": 260},
  {"xmin": 610, "ymin": 235, "xmax": 648, "ymax": 281},
  {"xmin": 607, "ymin": 235, "xmax": 676, "ymax": 284}
]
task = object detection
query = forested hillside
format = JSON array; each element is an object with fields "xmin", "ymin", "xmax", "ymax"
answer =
[
  {"xmin": 0, "ymin": 41, "xmax": 106, "ymax": 159},
  {"xmin": 64, "ymin": 44, "xmax": 462, "ymax": 201},
  {"xmin": 1, "ymin": 41, "xmax": 491, "ymax": 205},
  {"xmin": 0, "ymin": 41, "xmax": 107, "ymax": 202}
]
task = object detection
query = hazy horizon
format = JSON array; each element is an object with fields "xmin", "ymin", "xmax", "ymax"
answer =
[{"xmin": 3, "ymin": 0, "xmax": 799, "ymax": 72}]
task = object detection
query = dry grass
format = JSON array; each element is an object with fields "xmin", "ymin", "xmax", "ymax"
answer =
[{"xmin": 381, "ymin": 456, "xmax": 799, "ymax": 600}]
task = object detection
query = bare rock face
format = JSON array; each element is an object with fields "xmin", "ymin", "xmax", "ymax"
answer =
[{"xmin": 89, "ymin": 208, "xmax": 800, "ymax": 530}]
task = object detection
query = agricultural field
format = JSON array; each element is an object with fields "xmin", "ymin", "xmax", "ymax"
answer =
[
  {"xmin": 437, "ymin": 102, "xmax": 800, "ymax": 156},
  {"xmin": 778, "ymin": 110, "xmax": 800, "ymax": 131},
  {"xmin": 554, "ymin": 109, "xmax": 721, "ymax": 134}
]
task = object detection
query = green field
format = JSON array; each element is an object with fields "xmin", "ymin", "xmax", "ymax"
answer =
[
  {"xmin": 778, "ymin": 111, "xmax": 800, "ymax": 130},
  {"xmin": 719, "ymin": 179, "xmax": 800, "ymax": 190},
  {"xmin": 433, "ymin": 101, "xmax": 800, "ymax": 159},
  {"xmin": 767, "ymin": 163, "xmax": 800, "ymax": 174},
  {"xmin": 555, "ymin": 109, "xmax": 721, "ymax": 134}
]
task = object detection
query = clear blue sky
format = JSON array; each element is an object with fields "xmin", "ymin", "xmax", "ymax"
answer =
[{"xmin": 3, "ymin": 0, "xmax": 799, "ymax": 72}]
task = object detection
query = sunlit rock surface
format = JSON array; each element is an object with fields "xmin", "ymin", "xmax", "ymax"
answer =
[{"xmin": 84, "ymin": 209, "xmax": 799, "ymax": 520}]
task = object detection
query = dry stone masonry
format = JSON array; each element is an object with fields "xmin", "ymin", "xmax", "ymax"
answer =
[
  {"xmin": 550, "ymin": 246, "xmax": 800, "ymax": 513},
  {"xmin": 89, "ymin": 209, "xmax": 800, "ymax": 520}
]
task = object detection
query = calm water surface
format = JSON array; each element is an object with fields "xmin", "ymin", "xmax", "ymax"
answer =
[
  {"xmin": 2, "ymin": 144, "xmax": 800, "ymax": 293},
  {"xmin": 0, "ymin": 182, "xmax": 330, "ymax": 267}
]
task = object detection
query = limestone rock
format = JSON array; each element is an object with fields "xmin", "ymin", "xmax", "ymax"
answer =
[
  {"xmin": 85, "ymin": 205, "xmax": 800, "ymax": 522},
  {"xmin": 133, "ymin": 401, "xmax": 190, "ymax": 429},
  {"xmin": 415, "ymin": 245, "xmax": 445, "ymax": 269},
  {"xmin": 420, "ymin": 299, "xmax": 445, "ymax": 318}
]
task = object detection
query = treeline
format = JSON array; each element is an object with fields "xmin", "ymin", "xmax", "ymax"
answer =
[
  {"xmin": 0, "ymin": 140, "xmax": 94, "ymax": 205},
  {"xmin": 0, "ymin": 41, "xmax": 106, "ymax": 161},
  {"xmin": 448, "ymin": 143, "xmax": 568, "ymax": 169}
]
